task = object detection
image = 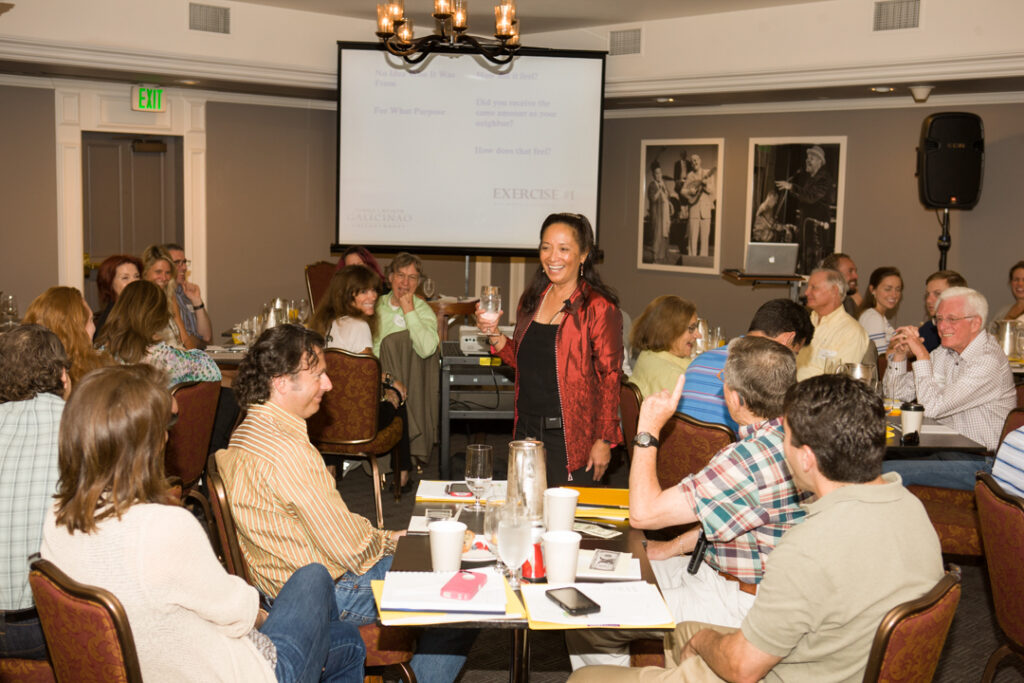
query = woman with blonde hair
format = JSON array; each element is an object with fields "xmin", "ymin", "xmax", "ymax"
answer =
[
  {"xmin": 41, "ymin": 364, "xmax": 365, "ymax": 682},
  {"xmin": 141, "ymin": 245, "xmax": 201, "ymax": 349},
  {"xmin": 629, "ymin": 295, "xmax": 701, "ymax": 399},
  {"xmin": 23, "ymin": 286, "xmax": 112, "ymax": 383},
  {"xmin": 95, "ymin": 280, "xmax": 220, "ymax": 387}
]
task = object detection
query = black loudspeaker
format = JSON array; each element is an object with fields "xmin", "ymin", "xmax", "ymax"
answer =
[{"xmin": 916, "ymin": 112, "xmax": 984, "ymax": 209}]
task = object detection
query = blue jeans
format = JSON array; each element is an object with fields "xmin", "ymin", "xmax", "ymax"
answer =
[
  {"xmin": 0, "ymin": 610, "xmax": 47, "ymax": 660},
  {"xmin": 262, "ymin": 563, "xmax": 365, "ymax": 683},
  {"xmin": 883, "ymin": 452, "xmax": 994, "ymax": 491},
  {"xmin": 333, "ymin": 555, "xmax": 477, "ymax": 683}
]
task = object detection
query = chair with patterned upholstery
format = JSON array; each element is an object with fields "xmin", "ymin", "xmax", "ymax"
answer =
[
  {"xmin": 975, "ymin": 472, "xmax": 1024, "ymax": 681},
  {"xmin": 164, "ymin": 380, "xmax": 220, "ymax": 492},
  {"xmin": 28, "ymin": 558, "xmax": 143, "ymax": 683},
  {"xmin": 907, "ymin": 408, "xmax": 1024, "ymax": 557},
  {"xmin": 206, "ymin": 470, "xmax": 417, "ymax": 683},
  {"xmin": 305, "ymin": 260, "xmax": 336, "ymax": 312},
  {"xmin": 861, "ymin": 565, "xmax": 962, "ymax": 683},
  {"xmin": 1016, "ymin": 383, "xmax": 1024, "ymax": 409},
  {"xmin": 307, "ymin": 349, "xmax": 404, "ymax": 528},
  {"xmin": 0, "ymin": 658, "xmax": 54, "ymax": 683},
  {"xmin": 655, "ymin": 411, "xmax": 736, "ymax": 491},
  {"xmin": 619, "ymin": 380, "xmax": 643, "ymax": 466}
]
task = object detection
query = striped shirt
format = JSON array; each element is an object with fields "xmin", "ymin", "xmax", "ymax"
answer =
[
  {"xmin": 992, "ymin": 427, "xmax": 1024, "ymax": 498},
  {"xmin": 216, "ymin": 401, "xmax": 398, "ymax": 598},
  {"xmin": 883, "ymin": 330, "xmax": 1015, "ymax": 451},
  {"xmin": 677, "ymin": 343, "xmax": 739, "ymax": 433},
  {"xmin": 1, "ymin": 393, "xmax": 63, "ymax": 610},
  {"xmin": 677, "ymin": 417, "xmax": 807, "ymax": 583}
]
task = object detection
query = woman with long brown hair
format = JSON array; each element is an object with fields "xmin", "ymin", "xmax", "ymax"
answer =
[
  {"xmin": 41, "ymin": 364, "xmax": 365, "ymax": 682},
  {"xmin": 141, "ymin": 245, "xmax": 201, "ymax": 349},
  {"xmin": 92, "ymin": 254, "xmax": 142, "ymax": 338},
  {"xmin": 95, "ymin": 280, "xmax": 220, "ymax": 387},
  {"xmin": 23, "ymin": 286, "xmax": 112, "ymax": 383}
]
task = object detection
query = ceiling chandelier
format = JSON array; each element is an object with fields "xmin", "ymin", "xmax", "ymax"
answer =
[{"xmin": 375, "ymin": 0, "xmax": 521, "ymax": 65}]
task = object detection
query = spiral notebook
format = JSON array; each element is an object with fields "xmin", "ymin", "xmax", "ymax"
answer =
[{"xmin": 380, "ymin": 570, "xmax": 507, "ymax": 614}]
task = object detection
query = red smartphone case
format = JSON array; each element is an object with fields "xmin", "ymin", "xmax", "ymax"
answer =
[{"xmin": 441, "ymin": 571, "xmax": 487, "ymax": 600}]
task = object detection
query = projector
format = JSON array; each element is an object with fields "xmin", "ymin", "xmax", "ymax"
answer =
[{"xmin": 459, "ymin": 324, "xmax": 515, "ymax": 355}]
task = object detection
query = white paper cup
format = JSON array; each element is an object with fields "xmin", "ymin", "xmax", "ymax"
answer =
[
  {"xmin": 429, "ymin": 520, "xmax": 467, "ymax": 572},
  {"xmin": 542, "ymin": 530, "xmax": 581, "ymax": 584},
  {"xmin": 543, "ymin": 487, "xmax": 580, "ymax": 532},
  {"xmin": 901, "ymin": 403, "xmax": 925, "ymax": 434}
]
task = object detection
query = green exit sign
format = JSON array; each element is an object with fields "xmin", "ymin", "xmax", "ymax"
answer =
[{"xmin": 130, "ymin": 85, "xmax": 166, "ymax": 113}]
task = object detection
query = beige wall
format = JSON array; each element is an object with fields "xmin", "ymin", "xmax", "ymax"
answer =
[
  {"xmin": 0, "ymin": 85, "xmax": 58, "ymax": 311},
  {"xmin": 600, "ymin": 103, "xmax": 1024, "ymax": 338}
]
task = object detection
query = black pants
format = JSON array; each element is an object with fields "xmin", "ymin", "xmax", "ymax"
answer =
[
  {"xmin": 515, "ymin": 413, "xmax": 601, "ymax": 487},
  {"xmin": 380, "ymin": 400, "xmax": 412, "ymax": 473}
]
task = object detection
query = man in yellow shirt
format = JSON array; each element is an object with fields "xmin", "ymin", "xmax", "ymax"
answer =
[{"xmin": 796, "ymin": 267, "xmax": 869, "ymax": 380}]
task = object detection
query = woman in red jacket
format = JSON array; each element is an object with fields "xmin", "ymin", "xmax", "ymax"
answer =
[{"xmin": 479, "ymin": 213, "xmax": 623, "ymax": 486}]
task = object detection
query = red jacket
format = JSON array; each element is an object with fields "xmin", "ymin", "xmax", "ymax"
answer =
[{"xmin": 495, "ymin": 281, "xmax": 624, "ymax": 475}]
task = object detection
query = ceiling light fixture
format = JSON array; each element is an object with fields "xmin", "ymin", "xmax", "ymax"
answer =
[
  {"xmin": 655, "ymin": 97, "xmax": 675, "ymax": 104},
  {"xmin": 375, "ymin": 0, "xmax": 520, "ymax": 65},
  {"xmin": 909, "ymin": 85, "xmax": 934, "ymax": 103},
  {"xmin": 871, "ymin": 86, "xmax": 894, "ymax": 93}
]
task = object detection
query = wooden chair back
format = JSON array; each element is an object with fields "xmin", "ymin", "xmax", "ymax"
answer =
[
  {"xmin": 29, "ymin": 559, "xmax": 143, "ymax": 683},
  {"xmin": 656, "ymin": 412, "xmax": 736, "ymax": 490},
  {"xmin": 862, "ymin": 566, "xmax": 962, "ymax": 683},
  {"xmin": 1000, "ymin": 408, "xmax": 1024, "ymax": 448},
  {"xmin": 305, "ymin": 261, "xmax": 336, "ymax": 312},
  {"xmin": 164, "ymin": 380, "xmax": 220, "ymax": 488},
  {"xmin": 307, "ymin": 349, "xmax": 382, "ymax": 446},
  {"xmin": 204, "ymin": 468, "xmax": 251, "ymax": 584},
  {"xmin": 619, "ymin": 380, "xmax": 643, "ymax": 454}
]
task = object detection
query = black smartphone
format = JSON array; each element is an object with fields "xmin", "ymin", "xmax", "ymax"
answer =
[{"xmin": 545, "ymin": 587, "xmax": 600, "ymax": 616}]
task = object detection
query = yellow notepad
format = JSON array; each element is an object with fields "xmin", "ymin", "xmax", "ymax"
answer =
[
  {"xmin": 567, "ymin": 486, "xmax": 629, "ymax": 509},
  {"xmin": 371, "ymin": 577, "xmax": 525, "ymax": 626}
]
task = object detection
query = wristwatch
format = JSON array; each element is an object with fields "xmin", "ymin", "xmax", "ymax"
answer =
[{"xmin": 632, "ymin": 432, "xmax": 660, "ymax": 448}]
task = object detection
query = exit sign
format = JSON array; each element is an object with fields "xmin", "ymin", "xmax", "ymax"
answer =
[{"xmin": 131, "ymin": 85, "xmax": 166, "ymax": 113}]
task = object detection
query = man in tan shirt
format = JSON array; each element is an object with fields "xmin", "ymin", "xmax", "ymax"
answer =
[
  {"xmin": 796, "ymin": 267, "xmax": 869, "ymax": 380},
  {"xmin": 217, "ymin": 324, "xmax": 471, "ymax": 682}
]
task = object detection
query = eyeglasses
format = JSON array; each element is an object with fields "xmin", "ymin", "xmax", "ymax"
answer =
[
  {"xmin": 687, "ymin": 322, "xmax": 700, "ymax": 334},
  {"xmin": 172, "ymin": 259, "xmax": 191, "ymax": 268},
  {"xmin": 934, "ymin": 315, "xmax": 977, "ymax": 325}
]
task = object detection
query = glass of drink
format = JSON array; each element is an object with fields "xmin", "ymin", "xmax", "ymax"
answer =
[
  {"xmin": 464, "ymin": 444, "xmax": 493, "ymax": 511},
  {"xmin": 496, "ymin": 501, "xmax": 532, "ymax": 589},
  {"xmin": 422, "ymin": 277, "xmax": 437, "ymax": 299},
  {"xmin": 478, "ymin": 285, "xmax": 502, "ymax": 329}
]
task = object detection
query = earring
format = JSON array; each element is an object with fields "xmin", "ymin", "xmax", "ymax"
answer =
[{"xmin": 579, "ymin": 263, "xmax": 584, "ymax": 277}]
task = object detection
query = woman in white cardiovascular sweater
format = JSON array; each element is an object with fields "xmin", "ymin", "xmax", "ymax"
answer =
[{"xmin": 41, "ymin": 364, "xmax": 365, "ymax": 683}]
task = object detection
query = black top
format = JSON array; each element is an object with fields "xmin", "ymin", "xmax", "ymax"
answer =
[
  {"xmin": 93, "ymin": 300, "xmax": 114, "ymax": 341},
  {"xmin": 517, "ymin": 322, "xmax": 560, "ymax": 418},
  {"xmin": 918, "ymin": 319, "xmax": 940, "ymax": 352}
]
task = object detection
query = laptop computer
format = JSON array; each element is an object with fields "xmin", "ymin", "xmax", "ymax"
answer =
[{"xmin": 744, "ymin": 242, "xmax": 799, "ymax": 276}]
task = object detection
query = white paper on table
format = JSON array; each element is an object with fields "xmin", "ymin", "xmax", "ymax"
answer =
[
  {"xmin": 407, "ymin": 506, "xmax": 463, "ymax": 533},
  {"xmin": 415, "ymin": 479, "xmax": 507, "ymax": 503},
  {"xmin": 574, "ymin": 549, "xmax": 641, "ymax": 581},
  {"xmin": 381, "ymin": 568, "xmax": 506, "ymax": 614},
  {"xmin": 921, "ymin": 424, "xmax": 959, "ymax": 435},
  {"xmin": 520, "ymin": 581, "xmax": 674, "ymax": 627}
]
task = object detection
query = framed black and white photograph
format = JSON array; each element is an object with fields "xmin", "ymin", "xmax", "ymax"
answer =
[
  {"xmin": 744, "ymin": 137, "xmax": 847, "ymax": 275},
  {"xmin": 637, "ymin": 139, "xmax": 724, "ymax": 274}
]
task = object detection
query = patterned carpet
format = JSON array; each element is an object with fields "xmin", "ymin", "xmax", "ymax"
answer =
[{"xmin": 337, "ymin": 428, "xmax": 1024, "ymax": 682}]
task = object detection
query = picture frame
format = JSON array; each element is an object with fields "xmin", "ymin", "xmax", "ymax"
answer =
[
  {"xmin": 744, "ymin": 137, "xmax": 847, "ymax": 275},
  {"xmin": 637, "ymin": 139, "xmax": 724, "ymax": 274}
]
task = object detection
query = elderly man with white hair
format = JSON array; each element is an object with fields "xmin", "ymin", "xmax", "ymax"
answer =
[
  {"xmin": 795, "ymin": 267, "xmax": 869, "ymax": 380},
  {"xmin": 882, "ymin": 287, "xmax": 1016, "ymax": 489}
]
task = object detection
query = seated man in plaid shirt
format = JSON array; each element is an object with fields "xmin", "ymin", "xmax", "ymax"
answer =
[{"xmin": 567, "ymin": 336, "xmax": 807, "ymax": 669}]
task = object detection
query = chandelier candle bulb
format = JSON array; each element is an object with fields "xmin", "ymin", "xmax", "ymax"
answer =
[
  {"xmin": 452, "ymin": 0, "xmax": 466, "ymax": 29},
  {"xmin": 397, "ymin": 19, "xmax": 414, "ymax": 43},
  {"xmin": 376, "ymin": 4, "xmax": 394, "ymax": 34},
  {"xmin": 434, "ymin": 0, "xmax": 451, "ymax": 18},
  {"xmin": 494, "ymin": 3, "xmax": 513, "ymax": 38},
  {"xmin": 386, "ymin": 0, "xmax": 404, "ymax": 23}
]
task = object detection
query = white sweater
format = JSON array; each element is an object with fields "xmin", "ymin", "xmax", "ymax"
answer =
[{"xmin": 42, "ymin": 503, "xmax": 275, "ymax": 683}]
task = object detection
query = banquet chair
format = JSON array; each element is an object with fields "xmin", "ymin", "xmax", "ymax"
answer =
[
  {"xmin": 305, "ymin": 260, "xmax": 336, "ymax": 312},
  {"xmin": 975, "ymin": 472, "xmax": 1024, "ymax": 682},
  {"xmin": 164, "ymin": 380, "xmax": 220, "ymax": 491},
  {"xmin": 1016, "ymin": 383, "xmax": 1024, "ymax": 409},
  {"xmin": 306, "ymin": 348, "xmax": 404, "ymax": 529},
  {"xmin": 206, "ymin": 471, "xmax": 417, "ymax": 683},
  {"xmin": 28, "ymin": 558, "xmax": 143, "ymax": 683},
  {"xmin": 619, "ymin": 380, "xmax": 643, "ymax": 467},
  {"xmin": 655, "ymin": 412, "xmax": 736, "ymax": 491},
  {"xmin": 861, "ymin": 565, "xmax": 962, "ymax": 683},
  {"xmin": 907, "ymin": 408, "xmax": 1024, "ymax": 557},
  {"xmin": 0, "ymin": 658, "xmax": 54, "ymax": 683}
]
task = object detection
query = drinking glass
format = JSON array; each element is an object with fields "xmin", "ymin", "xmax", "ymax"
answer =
[
  {"xmin": 465, "ymin": 444, "xmax": 493, "ymax": 511},
  {"xmin": 496, "ymin": 501, "xmax": 532, "ymax": 589},
  {"xmin": 0, "ymin": 293, "xmax": 18, "ymax": 329},
  {"xmin": 478, "ymin": 285, "xmax": 502, "ymax": 328},
  {"xmin": 422, "ymin": 277, "xmax": 437, "ymax": 299},
  {"xmin": 295, "ymin": 298, "xmax": 311, "ymax": 324},
  {"xmin": 483, "ymin": 486, "xmax": 507, "ymax": 575}
]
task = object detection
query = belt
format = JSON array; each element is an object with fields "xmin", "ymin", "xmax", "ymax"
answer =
[
  {"xmin": 0, "ymin": 606, "xmax": 39, "ymax": 623},
  {"xmin": 717, "ymin": 570, "xmax": 758, "ymax": 596}
]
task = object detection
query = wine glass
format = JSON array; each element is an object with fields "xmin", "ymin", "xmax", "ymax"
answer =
[
  {"xmin": 0, "ymin": 293, "xmax": 18, "ymax": 329},
  {"xmin": 465, "ymin": 444, "xmax": 493, "ymax": 511},
  {"xmin": 295, "ymin": 298, "xmax": 311, "ymax": 324},
  {"xmin": 483, "ymin": 485, "xmax": 507, "ymax": 574},
  {"xmin": 496, "ymin": 500, "xmax": 532, "ymax": 589},
  {"xmin": 478, "ymin": 285, "xmax": 502, "ymax": 329},
  {"xmin": 422, "ymin": 277, "xmax": 437, "ymax": 300}
]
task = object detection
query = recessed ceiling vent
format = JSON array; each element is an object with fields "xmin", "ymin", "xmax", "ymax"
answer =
[
  {"xmin": 609, "ymin": 28, "xmax": 642, "ymax": 56},
  {"xmin": 190, "ymin": 3, "xmax": 230, "ymax": 34},
  {"xmin": 873, "ymin": 0, "xmax": 919, "ymax": 31}
]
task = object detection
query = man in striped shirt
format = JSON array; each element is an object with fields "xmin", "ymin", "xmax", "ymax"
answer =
[
  {"xmin": 217, "ymin": 324, "xmax": 471, "ymax": 682},
  {"xmin": 568, "ymin": 336, "xmax": 806, "ymax": 669}
]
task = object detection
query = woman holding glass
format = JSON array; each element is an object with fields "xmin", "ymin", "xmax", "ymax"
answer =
[
  {"xmin": 310, "ymin": 265, "xmax": 413, "ymax": 491},
  {"xmin": 478, "ymin": 213, "xmax": 623, "ymax": 486},
  {"xmin": 628, "ymin": 295, "xmax": 701, "ymax": 399},
  {"xmin": 41, "ymin": 364, "xmax": 365, "ymax": 682},
  {"xmin": 856, "ymin": 266, "xmax": 903, "ymax": 356}
]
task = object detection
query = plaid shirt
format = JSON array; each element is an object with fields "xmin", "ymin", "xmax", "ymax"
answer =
[
  {"xmin": 1, "ymin": 394, "xmax": 63, "ymax": 610},
  {"xmin": 678, "ymin": 417, "xmax": 806, "ymax": 583},
  {"xmin": 883, "ymin": 330, "xmax": 1015, "ymax": 450}
]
